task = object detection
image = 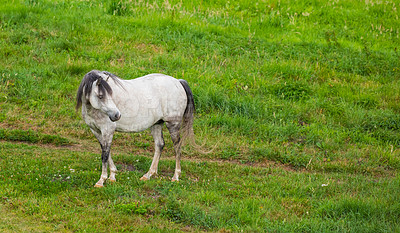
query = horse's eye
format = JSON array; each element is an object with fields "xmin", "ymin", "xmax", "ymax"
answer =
[{"xmin": 98, "ymin": 95, "xmax": 104, "ymax": 99}]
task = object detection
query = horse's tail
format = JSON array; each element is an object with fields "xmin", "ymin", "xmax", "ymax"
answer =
[
  {"xmin": 178, "ymin": 79, "xmax": 195, "ymax": 147},
  {"xmin": 178, "ymin": 79, "xmax": 213, "ymax": 153}
]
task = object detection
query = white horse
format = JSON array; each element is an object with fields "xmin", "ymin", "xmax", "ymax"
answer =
[{"xmin": 76, "ymin": 70, "xmax": 195, "ymax": 187}]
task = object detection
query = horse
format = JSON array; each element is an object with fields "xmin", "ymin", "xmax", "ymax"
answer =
[{"xmin": 76, "ymin": 70, "xmax": 195, "ymax": 187}]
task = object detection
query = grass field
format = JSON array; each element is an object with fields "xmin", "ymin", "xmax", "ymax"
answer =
[{"xmin": 0, "ymin": 0, "xmax": 399, "ymax": 232}]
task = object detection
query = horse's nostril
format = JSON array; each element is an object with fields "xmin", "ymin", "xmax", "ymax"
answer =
[{"xmin": 109, "ymin": 112, "xmax": 121, "ymax": 122}]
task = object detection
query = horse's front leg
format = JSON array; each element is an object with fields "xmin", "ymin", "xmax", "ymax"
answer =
[
  {"xmin": 108, "ymin": 155, "xmax": 117, "ymax": 183},
  {"xmin": 91, "ymin": 128, "xmax": 116, "ymax": 187},
  {"xmin": 94, "ymin": 144, "xmax": 110, "ymax": 187}
]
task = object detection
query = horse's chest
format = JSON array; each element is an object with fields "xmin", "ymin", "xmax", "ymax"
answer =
[
  {"xmin": 83, "ymin": 110, "xmax": 110, "ymax": 131},
  {"xmin": 84, "ymin": 116, "xmax": 99, "ymax": 129}
]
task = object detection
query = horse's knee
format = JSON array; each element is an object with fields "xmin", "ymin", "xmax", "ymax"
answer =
[
  {"xmin": 156, "ymin": 140, "xmax": 165, "ymax": 150},
  {"xmin": 169, "ymin": 129, "xmax": 180, "ymax": 143},
  {"xmin": 101, "ymin": 151, "xmax": 109, "ymax": 163},
  {"xmin": 101, "ymin": 144, "xmax": 111, "ymax": 161}
]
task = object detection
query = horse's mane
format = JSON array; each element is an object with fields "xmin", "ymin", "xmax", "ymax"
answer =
[{"xmin": 76, "ymin": 70, "xmax": 122, "ymax": 110}]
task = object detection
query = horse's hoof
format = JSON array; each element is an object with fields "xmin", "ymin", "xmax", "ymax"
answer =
[
  {"xmin": 171, "ymin": 178, "xmax": 179, "ymax": 182},
  {"xmin": 108, "ymin": 178, "xmax": 116, "ymax": 183},
  {"xmin": 140, "ymin": 176, "xmax": 149, "ymax": 181},
  {"xmin": 94, "ymin": 183, "xmax": 103, "ymax": 188}
]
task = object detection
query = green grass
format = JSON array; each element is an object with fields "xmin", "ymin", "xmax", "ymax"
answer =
[
  {"xmin": 0, "ymin": 128, "xmax": 72, "ymax": 145},
  {"xmin": 0, "ymin": 0, "xmax": 399, "ymax": 231}
]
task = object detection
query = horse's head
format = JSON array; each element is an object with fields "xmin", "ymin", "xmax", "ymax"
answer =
[
  {"xmin": 77, "ymin": 70, "xmax": 121, "ymax": 122},
  {"xmin": 89, "ymin": 77, "xmax": 121, "ymax": 122}
]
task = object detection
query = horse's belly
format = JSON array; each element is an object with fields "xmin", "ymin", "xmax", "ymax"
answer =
[{"xmin": 115, "ymin": 116, "xmax": 157, "ymax": 133}]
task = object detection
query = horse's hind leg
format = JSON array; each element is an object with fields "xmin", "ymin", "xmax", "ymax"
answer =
[
  {"xmin": 166, "ymin": 121, "xmax": 182, "ymax": 182},
  {"xmin": 141, "ymin": 123, "xmax": 164, "ymax": 181}
]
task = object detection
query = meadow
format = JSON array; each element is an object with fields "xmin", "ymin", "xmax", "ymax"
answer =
[{"xmin": 0, "ymin": 0, "xmax": 399, "ymax": 232}]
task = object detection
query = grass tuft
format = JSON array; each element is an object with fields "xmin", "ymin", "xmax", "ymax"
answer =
[{"xmin": 0, "ymin": 128, "xmax": 72, "ymax": 146}]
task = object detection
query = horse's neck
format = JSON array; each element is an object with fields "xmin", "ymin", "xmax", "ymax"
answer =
[{"xmin": 109, "ymin": 78, "xmax": 128, "ymax": 93}]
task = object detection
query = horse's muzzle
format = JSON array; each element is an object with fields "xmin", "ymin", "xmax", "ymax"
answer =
[{"xmin": 109, "ymin": 112, "xmax": 121, "ymax": 122}]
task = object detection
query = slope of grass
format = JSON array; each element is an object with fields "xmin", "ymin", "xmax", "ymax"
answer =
[
  {"xmin": 0, "ymin": 0, "xmax": 399, "ymax": 232},
  {"xmin": 0, "ymin": 142, "xmax": 399, "ymax": 232}
]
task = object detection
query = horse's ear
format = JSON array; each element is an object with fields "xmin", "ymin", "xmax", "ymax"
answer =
[{"xmin": 96, "ymin": 78, "xmax": 102, "ymax": 86}]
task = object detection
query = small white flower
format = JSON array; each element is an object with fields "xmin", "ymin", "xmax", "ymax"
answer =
[
  {"xmin": 70, "ymin": 169, "xmax": 75, "ymax": 172},
  {"xmin": 66, "ymin": 176, "xmax": 70, "ymax": 179},
  {"xmin": 321, "ymin": 184, "xmax": 329, "ymax": 187}
]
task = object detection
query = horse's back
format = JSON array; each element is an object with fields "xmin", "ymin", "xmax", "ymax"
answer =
[
  {"xmin": 113, "ymin": 73, "xmax": 188, "ymax": 132},
  {"xmin": 126, "ymin": 73, "xmax": 182, "ymax": 91}
]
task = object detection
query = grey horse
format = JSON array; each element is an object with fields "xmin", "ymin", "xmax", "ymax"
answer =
[{"xmin": 76, "ymin": 70, "xmax": 195, "ymax": 187}]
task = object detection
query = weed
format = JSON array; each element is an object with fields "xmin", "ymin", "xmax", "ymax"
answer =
[
  {"xmin": 115, "ymin": 202, "xmax": 149, "ymax": 215},
  {"xmin": 107, "ymin": 0, "xmax": 129, "ymax": 16},
  {"xmin": 272, "ymin": 82, "xmax": 311, "ymax": 100},
  {"xmin": 325, "ymin": 30, "xmax": 340, "ymax": 47}
]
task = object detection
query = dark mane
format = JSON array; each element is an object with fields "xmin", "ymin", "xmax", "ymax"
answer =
[{"xmin": 76, "ymin": 70, "xmax": 122, "ymax": 110}]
